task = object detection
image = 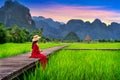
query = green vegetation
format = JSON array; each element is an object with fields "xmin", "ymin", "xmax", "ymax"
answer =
[
  {"xmin": 0, "ymin": 24, "xmax": 54, "ymax": 44},
  {"xmin": 67, "ymin": 43, "xmax": 120, "ymax": 48},
  {"xmin": 0, "ymin": 23, "xmax": 7, "ymax": 43},
  {"xmin": 0, "ymin": 42, "xmax": 64, "ymax": 58},
  {"xmin": 24, "ymin": 50, "xmax": 120, "ymax": 80}
]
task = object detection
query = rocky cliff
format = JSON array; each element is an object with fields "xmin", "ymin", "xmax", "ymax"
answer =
[{"xmin": 0, "ymin": 0, "xmax": 36, "ymax": 30}]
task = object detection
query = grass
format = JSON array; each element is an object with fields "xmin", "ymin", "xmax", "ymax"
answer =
[
  {"xmin": 0, "ymin": 42, "xmax": 64, "ymax": 58},
  {"xmin": 24, "ymin": 50, "xmax": 120, "ymax": 80},
  {"xmin": 67, "ymin": 43, "xmax": 120, "ymax": 48}
]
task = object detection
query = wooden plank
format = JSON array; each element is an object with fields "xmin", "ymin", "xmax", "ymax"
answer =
[
  {"xmin": 0, "ymin": 45, "xmax": 68, "ymax": 80},
  {"xmin": 64, "ymin": 48, "xmax": 120, "ymax": 50}
]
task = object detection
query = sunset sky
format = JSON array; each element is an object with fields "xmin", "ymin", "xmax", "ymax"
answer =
[{"xmin": 0, "ymin": 0, "xmax": 120, "ymax": 24}]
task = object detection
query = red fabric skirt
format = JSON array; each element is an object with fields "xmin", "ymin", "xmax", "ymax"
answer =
[{"xmin": 30, "ymin": 53, "xmax": 47, "ymax": 69}]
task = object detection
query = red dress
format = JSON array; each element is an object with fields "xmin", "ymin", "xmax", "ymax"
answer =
[{"xmin": 29, "ymin": 43, "xmax": 47, "ymax": 68}]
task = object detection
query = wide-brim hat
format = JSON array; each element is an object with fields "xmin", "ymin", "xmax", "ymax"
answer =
[{"xmin": 32, "ymin": 35, "xmax": 41, "ymax": 42}]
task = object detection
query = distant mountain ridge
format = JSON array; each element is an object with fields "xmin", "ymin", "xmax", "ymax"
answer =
[
  {"xmin": 32, "ymin": 16, "xmax": 63, "ymax": 29},
  {"xmin": 0, "ymin": 0, "xmax": 120, "ymax": 40},
  {"xmin": 63, "ymin": 32, "xmax": 80, "ymax": 42},
  {"xmin": 59, "ymin": 19, "xmax": 120, "ymax": 40},
  {"xmin": 32, "ymin": 16, "xmax": 63, "ymax": 39}
]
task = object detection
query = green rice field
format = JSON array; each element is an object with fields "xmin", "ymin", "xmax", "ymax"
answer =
[
  {"xmin": 1, "ymin": 43, "xmax": 120, "ymax": 58},
  {"xmin": 1, "ymin": 42, "xmax": 120, "ymax": 80},
  {"xmin": 24, "ymin": 50, "xmax": 120, "ymax": 80},
  {"xmin": 0, "ymin": 42, "xmax": 64, "ymax": 58},
  {"xmin": 67, "ymin": 43, "xmax": 120, "ymax": 48}
]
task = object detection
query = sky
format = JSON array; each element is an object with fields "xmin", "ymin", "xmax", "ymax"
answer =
[{"xmin": 0, "ymin": 0, "xmax": 120, "ymax": 24}]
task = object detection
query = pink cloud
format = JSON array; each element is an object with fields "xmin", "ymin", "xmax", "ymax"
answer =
[{"xmin": 30, "ymin": 4, "xmax": 120, "ymax": 24}]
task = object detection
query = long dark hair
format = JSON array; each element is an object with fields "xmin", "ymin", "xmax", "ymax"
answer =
[{"xmin": 32, "ymin": 41, "xmax": 38, "ymax": 49}]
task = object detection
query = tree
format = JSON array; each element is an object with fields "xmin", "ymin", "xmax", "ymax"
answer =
[
  {"xmin": 22, "ymin": 28, "xmax": 30, "ymax": 41},
  {"xmin": 0, "ymin": 24, "xmax": 7, "ymax": 44},
  {"xmin": 9, "ymin": 25, "xmax": 27, "ymax": 43},
  {"xmin": 85, "ymin": 34, "xmax": 91, "ymax": 43}
]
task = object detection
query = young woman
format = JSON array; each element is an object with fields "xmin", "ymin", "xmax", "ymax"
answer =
[{"xmin": 29, "ymin": 35, "xmax": 47, "ymax": 69}]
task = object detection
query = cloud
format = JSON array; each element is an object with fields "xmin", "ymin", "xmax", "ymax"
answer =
[{"xmin": 30, "ymin": 4, "xmax": 120, "ymax": 24}]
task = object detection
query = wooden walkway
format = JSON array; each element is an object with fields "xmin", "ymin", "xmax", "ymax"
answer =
[
  {"xmin": 64, "ymin": 48, "xmax": 120, "ymax": 50},
  {"xmin": 0, "ymin": 45, "xmax": 68, "ymax": 80}
]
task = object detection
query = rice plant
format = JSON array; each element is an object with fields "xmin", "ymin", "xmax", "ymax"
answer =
[{"xmin": 24, "ymin": 50, "xmax": 120, "ymax": 80}]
